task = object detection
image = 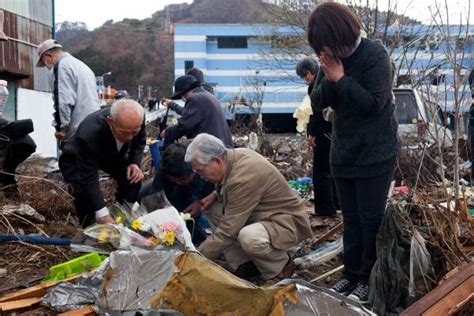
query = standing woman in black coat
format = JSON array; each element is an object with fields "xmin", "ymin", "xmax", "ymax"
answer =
[{"xmin": 307, "ymin": 2, "xmax": 399, "ymax": 302}]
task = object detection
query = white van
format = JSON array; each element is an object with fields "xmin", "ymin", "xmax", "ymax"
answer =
[{"xmin": 394, "ymin": 87, "xmax": 453, "ymax": 147}]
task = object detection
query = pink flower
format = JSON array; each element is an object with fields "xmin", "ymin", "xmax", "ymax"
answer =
[{"xmin": 160, "ymin": 221, "xmax": 181, "ymax": 233}]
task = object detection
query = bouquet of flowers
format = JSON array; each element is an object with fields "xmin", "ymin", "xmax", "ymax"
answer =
[
  {"xmin": 81, "ymin": 200, "xmax": 195, "ymax": 251},
  {"xmin": 138, "ymin": 206, "xmax": 195, "ymax": 250},
  {"xmin": 129, "ymin": 218, "xmax": 183, "ymax": 247}
]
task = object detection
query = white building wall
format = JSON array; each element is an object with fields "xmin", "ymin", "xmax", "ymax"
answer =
[{"xmin": 17, "ymin": 88, "xmax": 56, "ymax": 158}]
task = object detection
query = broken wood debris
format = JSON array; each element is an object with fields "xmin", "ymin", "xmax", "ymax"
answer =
[{"xmin": 400, "ymin": 262, "xmax": 474, "ymax": 316}]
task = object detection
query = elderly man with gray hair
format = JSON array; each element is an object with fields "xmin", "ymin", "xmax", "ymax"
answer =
[
  {"xmin": 185, "ymin": 133, "xmax": 312, "ymax": 281},
  {"xmin": 61, "ymin": 100, "xmax": 146, "ymax": 227}
]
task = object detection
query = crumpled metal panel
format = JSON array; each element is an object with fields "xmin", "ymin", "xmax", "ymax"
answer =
[
  {"xmin": 42, "ymin": 257, "xmax": 109, "ymax": 312},
  {"xmin": 279, "ymin": 279, "xmax": 377, "ymax": 316},
  {"xmin": 41, "ymin": 282, "xmax": 98, "ymax": 313},
  {"xmin": 96, "ymin": 249, "xmax": 181, "ymax": 312}
]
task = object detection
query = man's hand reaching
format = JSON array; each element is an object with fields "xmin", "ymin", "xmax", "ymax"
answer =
[
  {"xmin": 183, "ymin": 200, "xmax": 204, "ymax": 218},
  {"xmin": 127, "ymin": 164, "xmax": 144, "ymax": 184}
]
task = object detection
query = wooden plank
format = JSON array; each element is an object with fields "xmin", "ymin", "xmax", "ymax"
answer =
[
  {"xmin": 314, "ymin": 222, "xmax": 343, "ymax": 244},
  {"xmin": 448, "ymin": 293, "xmax": 474, "ymax": 315},
  {"xmin": 0, "ymin": 272, "xmax": 89, "ymax": 303},
  {"xmin": 422, "ymin": 276, "xmax": 474, "ymax": 316},
  {"xmin": 58, "ymin": 305, "xmax": 95, "ymax": 316},
  {"xmin": 310, "ymin": 265, "xmax": 344, "ymax": 283},
  {"xmin": 401, "ymin": 262, "xmax": 474, "ymax": 315},
  {"xmin": 0, "ymin": 297, "xmax": 41, "ymax": 311}
]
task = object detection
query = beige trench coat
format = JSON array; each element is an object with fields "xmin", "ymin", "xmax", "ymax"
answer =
[{"xmin": 200, "ymin": 148, "xmax": 312, "ymax": 259}]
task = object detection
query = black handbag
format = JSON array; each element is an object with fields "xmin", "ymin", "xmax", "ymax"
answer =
[{"xmin": 0, "ymin": 119, "xmax": 34, "ymax": 138}]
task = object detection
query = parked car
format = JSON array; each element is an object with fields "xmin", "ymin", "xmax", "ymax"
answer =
[{"xmin": 394, "ymin": 87, "xmax": 453, "ymax": 147}]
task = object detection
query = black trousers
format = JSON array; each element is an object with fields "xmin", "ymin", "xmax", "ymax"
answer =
[
  {"xmin": 1, "ymin": 135, "xmax": 36, "ymax": 186},
  {"xmin": 335, "ymin": 167, "xmax": 394, "ymax": 284},
  {"xmin": 313, "ymin": 137, "xmax": 337, "ymax": 216},
  {"xmin": 59, "ymin": 149, "xmax": 141, "ymax": 227}
]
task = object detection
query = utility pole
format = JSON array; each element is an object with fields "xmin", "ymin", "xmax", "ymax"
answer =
[
  {"xmin": 147, "ymin": 86, "xmax": 152, "ymax": 100},
  {"xmin": 138, "ymin": 85, "xmax": 144, "ymax": 102}
]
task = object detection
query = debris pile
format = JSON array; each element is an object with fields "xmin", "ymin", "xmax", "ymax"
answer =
[{"xmin": 0, "ymin": 134, "xmax": 473, "ymax": 314}]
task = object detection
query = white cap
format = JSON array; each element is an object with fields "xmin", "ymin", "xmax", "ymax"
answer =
[{"xmin": 36, "ymin": 39, "xmax": 62, "ymax": 67}]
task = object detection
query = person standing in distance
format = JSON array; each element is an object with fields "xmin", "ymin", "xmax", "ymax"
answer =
[{"xmin": 296, "ymin": 57, "xmax": 337, "ymax": 217}]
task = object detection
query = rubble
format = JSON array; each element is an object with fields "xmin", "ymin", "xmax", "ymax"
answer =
[
  {"xmin": 0, "ymin": 134, "xmax": 473, "ymax": 314},
  {"xmin": 0, "ymin": 204, "xmax": 45, "ymax": 222}
]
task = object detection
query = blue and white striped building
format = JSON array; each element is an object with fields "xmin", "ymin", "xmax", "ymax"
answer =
[
  {"xmin": 174, "ymin": 23, "xmax": 308, "ymax": 114},
  {"xmin": 174, "ymin": 23, "xmax": 474, "ymax": 117},
  {"xmin": 387, "ymin": 25, "xmax": 474, "ymax": 112}
]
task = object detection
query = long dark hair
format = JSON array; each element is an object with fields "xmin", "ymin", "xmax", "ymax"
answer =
[{"xmin": 307, "ymin": 2, "xmax": 361, "ymax": 56}]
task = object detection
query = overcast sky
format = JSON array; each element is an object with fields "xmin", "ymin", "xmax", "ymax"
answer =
[
  {"xmin": 55, "ymin": 0, "xmax": 191, "ymax": 30},
  {"xmin": 55, "ymin": 0, "xmax": 473, "ymax": 30}
]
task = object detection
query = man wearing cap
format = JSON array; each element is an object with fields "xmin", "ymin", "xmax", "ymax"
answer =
[
  {"xmin": 161, "ymin": 75, "xmax": 233, "ymax": 148},
  {"xmin": 36, "ymin": 39, "xmax": 100, "ymax": 143}
]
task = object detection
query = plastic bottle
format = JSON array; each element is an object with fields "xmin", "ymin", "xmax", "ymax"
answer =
[
  {"xmin": 0, "ymin": 80, "xmax": 9, "ymax": 117},
  {"xmin": 294, "ymin": 238, "xmax": 343, "ymax": 268},
  {"xmin": 248, "ymin": 132, "xmax": 259, "ymax": 151}
]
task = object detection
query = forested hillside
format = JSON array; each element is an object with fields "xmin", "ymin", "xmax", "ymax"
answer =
[{"xmin": 56, "ymin": 0, "xmax": 271, "ymax": 99}]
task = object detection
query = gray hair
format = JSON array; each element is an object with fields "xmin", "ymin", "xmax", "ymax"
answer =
[
  {"xmin": 185, "ymin": 133, "xmax": 227, "ymax": 165},
  {"xmin": 110, "ymin": 99, "xmax": 144, "ymax": 121},
  {"xmin": 296, "ymin": 57, "xmax": 319, "ymax": 78}
]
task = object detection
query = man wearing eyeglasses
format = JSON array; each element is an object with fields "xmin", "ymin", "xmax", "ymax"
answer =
[
  {"xmin": 60, "ymin": 100, "xmax": 146, "ymax": 227},
  {"xmin": 184, "ymin": 133, "xmax": 312, "ymax": 282}
]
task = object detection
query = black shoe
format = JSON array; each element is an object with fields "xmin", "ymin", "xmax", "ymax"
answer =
[
  {"xmin": 348, "ymin": 282, "xmax": 369, "ymax": 303},
  {"xmin": 330, "ymin": 278, "xmax": 357, "ymax": 294}
]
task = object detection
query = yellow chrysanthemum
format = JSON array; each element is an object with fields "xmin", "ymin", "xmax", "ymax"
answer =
[
  {"xmin": 131, "ymin": 219, "xmax": 143, "ymax": 230},
  {"xmin": 115, "ymin": 216, "xmax": 123, "ymax": 224},
  {"xmin": 162, "ymin": 230, "xmax": 176, "ymax": 246},
  {"xmin": 150, "ymin": 236, "xmax": 160, "ymax": 246},
  {"xmin": 97, "ymin": 230, "xmax": 108, "ymax": 243}
]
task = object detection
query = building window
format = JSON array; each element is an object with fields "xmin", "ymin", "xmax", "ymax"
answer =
[
  {"xmin": 217, "ymin": 37, "xmax": 248, "ymax": 49},
  {"xmin": 185, "ymin": 60, "xmax": 194, "ymax": 72},
  {"xmin": 271, "ymin": 35, "xmax": 301, "ymax": 49}
]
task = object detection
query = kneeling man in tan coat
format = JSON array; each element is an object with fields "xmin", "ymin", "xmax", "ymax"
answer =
[{"xmin": 185, "ymin": 133, "xmax": 312, "ymax": 280}]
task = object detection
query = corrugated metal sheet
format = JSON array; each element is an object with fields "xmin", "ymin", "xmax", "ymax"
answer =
[
  {"xmin": 0, "ymin": 0, "xmax": 53, "ymax": 26},
  {"xmin": 0, "ymin": 10, "xmax": 52, "ymax": 89}
]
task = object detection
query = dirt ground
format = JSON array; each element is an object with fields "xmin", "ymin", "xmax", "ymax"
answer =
[
  {"xmin": 0, "ymin": 135, "xmax": 344, "ymax": 298},
  {"xmin": 0, "ymin": 158, "xmax": 119, "ymax": 296}
]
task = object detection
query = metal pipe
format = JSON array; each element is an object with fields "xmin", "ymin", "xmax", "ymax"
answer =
[
  {"xmin": 5, "ymin": 36, "xmax": 38, "ymax": 48},
  {"xmin": 52, "ymin": 0, "xmax": 56, "ymax": 38}
]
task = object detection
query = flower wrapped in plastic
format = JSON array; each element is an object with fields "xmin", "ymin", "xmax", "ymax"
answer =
[
  {"xmin": 156, "ymin": 221, "xmax": 182, "ymax": 246},
  {"xmin": 108, "ymin": 202, "xmax": 148, "ymax": 229},
  {"xmin": 138, "ymin": 206, "xmax": 195, "ymax": 250},
  {"xmin": 78, "ymin": 224, "xmax": 158, "ymax": 252}
]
